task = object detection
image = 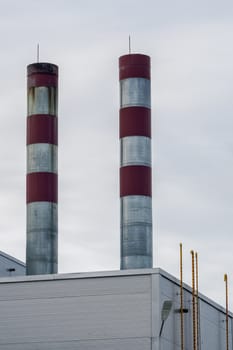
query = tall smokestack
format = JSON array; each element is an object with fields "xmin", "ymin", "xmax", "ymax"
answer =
[
  {"xmin": 26, "ymin": 63, "xmax": 58, "ymax": 275},
  {"xmin": 119, "ymin": 54, "xmax": 152, "ymax": 269}
]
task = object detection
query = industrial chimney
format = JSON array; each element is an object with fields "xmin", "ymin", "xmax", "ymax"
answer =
[
  {"xmin": 26, "ymin": 63, "xmax": 58, "ymax": 275},
  {"xmin": 119, "ymin": 54, "xmax": 152, "ymax": 269}
]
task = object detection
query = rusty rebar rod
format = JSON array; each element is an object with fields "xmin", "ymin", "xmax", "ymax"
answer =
[
  {"xmin": 191, "ymin": 250, "xmax": 196, "ymax": 350},
  {"xmin": 224, "ymin": 274, "xmax": 229, "ymax": 350},
  {"xmin": 180, "ymin": 243, "xmax": 184, "ymax": 350}
]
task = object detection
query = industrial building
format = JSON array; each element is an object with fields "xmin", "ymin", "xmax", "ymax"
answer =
[
  {"xmin": 0, "ymin": 52, "xmax": 231, "ymax": 349},
  {"xmin": 0, "ymin": 268, "xmax": 232, "ymax": 349},
  {"xmin": 0, "ymin": 251, "xmax": 25, "ymax": 277}
]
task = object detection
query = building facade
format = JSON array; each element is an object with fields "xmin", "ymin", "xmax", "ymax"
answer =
[
  {"xmin": 0, "ymin": 251, "xmax": 25, "ymax": 277},
  {"xmin": 0, "ymin": 268, "xmax": 231, "ymax": 349}
]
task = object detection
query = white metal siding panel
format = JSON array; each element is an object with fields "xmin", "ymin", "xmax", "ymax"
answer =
[
  {"xmin": 200, "ymin": 300, "xmax": 228, "ymax": 350},
  {"xmin": 0, "ymin": 275, "xmax": 148, "ymax": 300},
  {"xmin": 159, "ymin": 276, "xmax": 184, "ymax": 349},
  {"xmin": 0, "ymin": 338, "xmax": 151, "ymax": 350},
  {"xmin": 0, "ymin": 255, "xmax": 25, "ymax": 277},
  {"xmin": 160, "ymin": 338, "xmax": 184, "ymax": 350},
  {"xmin": 0, "ymin": 275, "xmax": 151, "ymax": 349},
  {"xmin": 158, "ymin": 274, "xmax": 233, "ymax": 350}
]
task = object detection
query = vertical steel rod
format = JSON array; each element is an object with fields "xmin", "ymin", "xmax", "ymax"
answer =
[
  {"xmin": 191, "ymin": 250, "xmax": 196, "ymax": 350},
  {"xmin": 180, "ymin": 243, "xmax": 184, "ymax": 350},
  {"xmin": 195, "ymin": 252, "xmax": 199, "ymax": 350},
  {"xmin": 224, "ymin": 273, "xmax": 229, "ymax": 350}
]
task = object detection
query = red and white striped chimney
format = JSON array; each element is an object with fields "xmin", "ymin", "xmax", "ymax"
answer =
[
  {"xmin": 119, "ymin": 54, "xmax": 152, "ymax": 269},
  {"xmin": 26, "ymin": 63, "xmax": 58, "ymax": 275}
]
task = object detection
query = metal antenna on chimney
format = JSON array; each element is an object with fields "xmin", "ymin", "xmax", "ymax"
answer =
[
  {"xmin": 129, "ymin": 35, "xmax": 131, "ymax": 54},
  {"xmin": 37, "ymin": 44, "xmax": 40, "ymax": 63}
]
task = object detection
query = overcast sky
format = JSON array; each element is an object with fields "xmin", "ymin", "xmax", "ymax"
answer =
[{"xmin": 0, "ymin": 0, "xmax": 232, "ymax": 309}]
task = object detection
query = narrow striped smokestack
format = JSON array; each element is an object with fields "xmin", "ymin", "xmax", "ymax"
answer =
[
  {"xmin": 26, "ymin": 63, "xmax": 58, "ymax": 275},
  {"xmin": 119, "ymin": 54, "xmax": 152, "ymax": 269}
]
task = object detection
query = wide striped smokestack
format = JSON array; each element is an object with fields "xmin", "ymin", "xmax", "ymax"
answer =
[
  {"xmin": 119, "ymin": 54, "xmax": 152, "ymax": 269},
  {"xmin": 26, "ymin": 63, "xmax": 58, "ymax": 275}
]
